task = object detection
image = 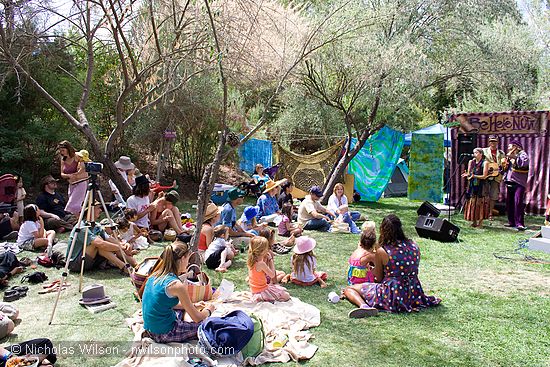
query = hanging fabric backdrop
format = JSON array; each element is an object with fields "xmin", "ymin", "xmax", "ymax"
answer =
[
  {"xmin": 276, "ymin": 141, "xmax": 344, "ymax": 195},
  {"xmin": 238, "ymin": 138, "xmax": 272, "ymax": 174},
  {"xmin": 347, "ymin": 126, "xmax": 405, "ymax": 202},
  {"xmin": 408, "ymin": 133, "xmax": 444, "ymax": 203}
]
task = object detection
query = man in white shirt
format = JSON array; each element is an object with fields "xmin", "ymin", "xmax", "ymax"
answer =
[{"xmin": 297, "ymin": 186, "xmax": 331, "ymax": 232}]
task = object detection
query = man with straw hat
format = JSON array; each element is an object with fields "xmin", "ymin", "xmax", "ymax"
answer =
[
  {"xmin": 256, "ymin": 179, "xmax": 286, "ymax": 224},
  {"xmin": 217, "ymin": 188, "xmax": 254, "ymax": 247}
]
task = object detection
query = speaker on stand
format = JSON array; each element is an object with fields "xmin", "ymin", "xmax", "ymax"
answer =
[{"xmin": 457, "ymin": 132, "xmax": 477, "ymax": 164}]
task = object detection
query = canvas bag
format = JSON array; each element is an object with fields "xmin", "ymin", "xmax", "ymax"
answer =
[
  {"xmin": 131, "ymin": 257, "xmax": 161, "ymax": 297},
  {"xmin": 185, "ymin": 263, "xmax": 213, "ymax": 302},
  {"xmin": 240, "ymin": 314, "xmax": 265, "ymax": 359}
]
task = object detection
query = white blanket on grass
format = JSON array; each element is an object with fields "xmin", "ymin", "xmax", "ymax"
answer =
[{"xmin": 113, "ymin": 292, "xmax": 320, "ymax": 367}]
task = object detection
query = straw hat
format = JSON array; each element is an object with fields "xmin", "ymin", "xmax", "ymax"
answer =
[
  {"xmin": 114, "ymin": 156, "xmax": 135, "ymax": 170},
  {"xmin": 293, "ymin": 236, "xmax": 317, "ymax": 254},
  {"xmin": 263, "ymin": 179, "xmax": 286, "ymax": 194},
  {"xmin": 204, "ymin": 202, "xmax": 222, "ymax": 221},
  {"xmin": 75, "ymin": 149, "xmax": 91, "ymax": 162}
]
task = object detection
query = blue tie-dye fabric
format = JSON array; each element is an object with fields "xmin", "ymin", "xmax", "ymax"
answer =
[
  {"xmin": 348, "ymin": 126, "xmax": 405, "ymax": 201},
  {"xmin": 408, "ymin": 133, "xmax": 444, "ymax": 203},
  {"xmin": 239, "ymin": 138, "xmax": 273, "ymax": 174}
]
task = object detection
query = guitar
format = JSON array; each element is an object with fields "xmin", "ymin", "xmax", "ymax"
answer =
[{"xmin": 486, "ymin": 162, "xmax": 501, "ymax": 181}]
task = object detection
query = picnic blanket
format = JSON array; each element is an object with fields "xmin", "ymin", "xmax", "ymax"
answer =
[{"xmin": 114, "ymin": 292, "xmax": 320, "ymax": 367}]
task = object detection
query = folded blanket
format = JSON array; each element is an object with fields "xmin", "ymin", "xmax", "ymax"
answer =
[{"xmin": 114, "ymin": 292, "xmax": 320, "ymax": 367}]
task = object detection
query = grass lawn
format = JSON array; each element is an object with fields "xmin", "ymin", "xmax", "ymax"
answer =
[{"xmin": 3, "ymin": 197, "xmax": 549, "ymax": 367}]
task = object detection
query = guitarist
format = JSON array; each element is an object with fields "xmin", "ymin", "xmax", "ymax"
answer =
[
  {"xmin": 482, "ymin": 135, "xmax": 505, "ymax": 219},
  {"xmin": 503, "ymin": 141, "xmax": 529, "ymax": 231}
]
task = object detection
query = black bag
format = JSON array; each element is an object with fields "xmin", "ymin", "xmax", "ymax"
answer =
[{"xmin": 21, "ymin": 271, "xmax": 48, "ymax": 284}]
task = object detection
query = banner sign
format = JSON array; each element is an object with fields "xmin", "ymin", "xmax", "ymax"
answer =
[{"xmin": 453, "ymin": 111, "xmax": 548, "ymax": 135}]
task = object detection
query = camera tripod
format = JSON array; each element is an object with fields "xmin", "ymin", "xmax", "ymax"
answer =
[{"xmin": 48, "ymin": 172, "xmax": 137, "ymax": 324}]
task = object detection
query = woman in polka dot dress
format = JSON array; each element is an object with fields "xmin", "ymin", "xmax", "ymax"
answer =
[{"xmin": 344, "ymin": 214, "xmax": 441, "ymax": 318}]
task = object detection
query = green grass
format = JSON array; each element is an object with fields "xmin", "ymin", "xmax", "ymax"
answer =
[{"xmin": 4, "ymin": 198, "xmax": 550, "ymax": 367}]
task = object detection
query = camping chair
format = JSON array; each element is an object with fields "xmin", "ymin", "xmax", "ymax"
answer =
[
  {"xmin": 263, "ymin": 162, "xmax": 282, "ymax": 179},
  {"xmin": 108, "ymin": 179, "xmax": 127, "ymax": 219},
  {"xmin": 0, "ymin": 174, "xmax": 17, "ymax": 214}
]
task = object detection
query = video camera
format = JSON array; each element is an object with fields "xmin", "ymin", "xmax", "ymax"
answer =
[{"xmin": 85, "ymin": 162, "xmax": 103, "ymax": 174}]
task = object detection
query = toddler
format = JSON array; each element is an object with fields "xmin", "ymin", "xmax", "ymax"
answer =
[
  {"xmin": 16, "ymin": 204, "xmax": 56, "ymax": 252},
  {"xmin": 14, "ymin": 176, "xmax": 26, "ymax": 223},
  {"xmin": 204, "ymin": 225, "xmax": 237, "ymax": 272},
  {"xmin": 248, "ymin": 236, "xmax": 290, "ymax": 302},
  {"xmin": 347, "ymin": 221, "xmax": 383, "ymax": 284},
  {"xmin": 278, "ymin": 203, "xmax": 302, "ymax": 237},
  {"xmin": 115, "ymin": 217, "xmax": 148, "ymax": 250},
  {"xmin": 282, "ymin": 236, "xmax": 327, "ymax": 287},
  {"xmin": 238, "ymin": 206, "xmax": 266, "ymax": 235}
]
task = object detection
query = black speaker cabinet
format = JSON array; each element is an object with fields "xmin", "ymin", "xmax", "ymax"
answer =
[
  {"xmin": 457, "ymin": 133, "xmax": 477, "ymax": 163},
  {"xmin": 415, "ymin": 215, "xmax": 460, "ymax": 242},
  {"xmin": 417, "ymin": 201, "xmax": 440, "ymax": 217}
]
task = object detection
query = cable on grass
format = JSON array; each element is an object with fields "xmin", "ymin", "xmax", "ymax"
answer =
[{"xmin": 493, "ymin": 238, "xmax": 550, "ymax": 264}]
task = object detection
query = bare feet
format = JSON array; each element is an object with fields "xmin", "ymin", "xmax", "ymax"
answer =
[
  {"xmin": 9, "ymin": 266, "xmax": 24, "ymax": 276},
  {"xmin": 215, "ymin": 267, "xmax": 227, "ymax": 273},
  {"xmin": 319, "ymin": 279, "xmax": 327, "ymax": 288}
]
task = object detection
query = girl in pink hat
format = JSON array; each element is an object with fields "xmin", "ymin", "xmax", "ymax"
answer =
[{"xmin": 282, "ymin": 236, "xmax": 327, "ymax": 288}]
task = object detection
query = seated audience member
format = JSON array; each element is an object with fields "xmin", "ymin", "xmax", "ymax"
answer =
[
  {"xmin": 150, "ymin": 190, "xmax": 185, "ymax": 235},
  {"xmin": 66, "ymin": 201, "xmax": 137, "ymax": 274},
  {"xmin": 0, "ymin": 338, "xmax": 57, "ymax": 367},
  {"xmin": 0, "ymin": 252, "xmax": 28, "ymax": 287},
  {"xmin": 327, "ymin": 183, "xmax": 361, "ymax": 234},
  {"xmin": 343, "ymin": 214, "xmax": 441, "ymax": 318},
  {"xmin": 0, "ymin": 212, "xmax": 20, "ymax": 241},
  {"xmin": 16, "ymin": 204, "xmax": 56, "ymax": 252},
  {"xmin": 278, "ymin": 203, "xmax": 302, "ymax": 237},
  {"xmin": 237, "ymin": 206, "xmax": 265, "ymax": 235},
  {"xmin": 142, "ymin": 241, "xmax": 215, "ymax": 343},
  {"xmin": 204, "ymin": 225, "xmax": 237, "ymax": 272},
  {"xmin": 35, "ymin": 175, "xmax": 76, "ymax": 233},
  {"xmin": 198, "ymin": 203, "xmax": 221, "ymax": 257},
  {"xmin": 0, "ymin": 303, "xmax": 18, "ymax": 339},
  {"xmin": 126, "ymin": 175, "xmax": 159, "ymax": 229},
  {"xmin": 297, "ymin": 186, "xmax": 332, "ymax": 232},
  {"xmin": 278, "ymin": 181, "xmax": 295, "ymax": 209},
  {"xmin": 217, "ymin": 188, "xmax": 254, "ymax": 247},
  {"xmin": 256, "ymin": 180, "xmax": 284, "ymax": 224},
  {"xmin": 347, "ymin": 221, "xmax": 384, "ymax": 285},
  {"xmin": 252, "ymin": 163, "xmax": 270, "ymax": 186}
]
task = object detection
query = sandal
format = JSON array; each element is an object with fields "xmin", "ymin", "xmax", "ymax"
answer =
[
  {"xmin": 348, "ymin": 307, "xmax": 378, "ymax": 318},
  {"xmin": 272, "ymin": 243, "xmax": 291, "ymax": 255},
  {"xmin": 38, "ymin": 285, "xmax": 69, "ymax": 294}
]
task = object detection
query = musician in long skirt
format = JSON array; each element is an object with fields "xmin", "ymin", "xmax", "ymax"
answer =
[{"xmin": 462, "ymin": 148, "xmax": 490, "ymax": 228}]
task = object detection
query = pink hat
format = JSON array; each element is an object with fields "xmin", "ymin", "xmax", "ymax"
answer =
[{"xmin": 293, "ymin": 236, "xmax": 316, "ymax": 254}]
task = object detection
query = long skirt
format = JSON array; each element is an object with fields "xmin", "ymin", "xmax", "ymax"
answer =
[
  {"xmin": 65, "ymin": 181, "xmax": 87, "ymax": 214},
  {"xmin": 464, "ymin": 195, "xmax": 489, "ymax": 222}
]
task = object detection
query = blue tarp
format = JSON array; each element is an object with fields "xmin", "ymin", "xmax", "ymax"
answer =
[
  {"xmin": 404, "ymin": 123, "xmax": 451, "ymax": 147},
  {"xmin": 238, "ymin": 138, "xmax": 273, "ymax": 174},
  {"xmin": 348, "ymin": 126, "xmax": 405, "ymax": 202}
]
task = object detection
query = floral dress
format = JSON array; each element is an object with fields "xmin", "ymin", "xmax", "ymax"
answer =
[{"xmin": 360, "ymin": 240, "xmax": 441, "ymax": 312}]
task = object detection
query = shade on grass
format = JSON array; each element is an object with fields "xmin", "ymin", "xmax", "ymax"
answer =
[{"xmin": 4, "ymin": 198, "xmax": 549, "ymax": 367}]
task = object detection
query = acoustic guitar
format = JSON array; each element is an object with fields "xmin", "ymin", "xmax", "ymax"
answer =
[{"xmin": 486, "ymin": 162, "xmax": 500, "ymax": 180}]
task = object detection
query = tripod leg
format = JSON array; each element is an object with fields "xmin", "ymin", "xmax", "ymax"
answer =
[
  {"xmin": 48, "ymin": 189, "xmax": 92, "ymax": 325},
  {"xmin": 78, "ymin": 191, "xmax": 95, "ymax": 293},
  {"xmin": 97, "ymin": 191, "xmax": 141, "ymax": 302}
]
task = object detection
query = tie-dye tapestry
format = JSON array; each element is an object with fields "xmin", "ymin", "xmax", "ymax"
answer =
[
  {"xmin": 408, "ymin": 133, "xmax": 444, "ymax": 203},
  {"xmin": 239, "ymin": 138, "xmax": 272, "ymax": 174},
  {"xmin": 348, "ymin": 126, "xmax": 405, "ymax": 201}
]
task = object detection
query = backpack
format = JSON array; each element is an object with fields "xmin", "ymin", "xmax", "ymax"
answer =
[
  {"xmin": 197, "ymin": 310, "xmax": 254, "ymax": 357},
  {"xmin": 240, "ymin": 314, "xmax": 265, "ymax": 359},
  {"xmin": 21, "ymin": 271, "xmax": 48, "ymax": 284}
]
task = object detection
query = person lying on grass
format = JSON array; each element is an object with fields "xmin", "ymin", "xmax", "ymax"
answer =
[
  {"xmin": 343, "ymin": 214, "xmax": 441, "ymax": 318},
  {"xmin": 66, "ymin": 201, "xmax": 137, "ymax": 274},
  {"xmin": 204, "ymin": 225, "xmax": 238, "ymax": 273},
  {"xmin": 142, "ymin": 241, "xmax": 215, "ymax": 343}
]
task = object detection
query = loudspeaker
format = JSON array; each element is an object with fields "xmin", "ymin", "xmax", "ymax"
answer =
[
  {"xmin": 415, "ymin": 215, "xmax": 460, "ymax": 242},
  {"xmin": 417, "ymin": 201, "xmax": 440, "ymax": 217},
  {"xmin": 457, "ymin": 133, "xmax": 477, "ymax": 163}
]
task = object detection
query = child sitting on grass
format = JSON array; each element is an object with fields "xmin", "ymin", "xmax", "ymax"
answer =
[
  {"xmin": 16, "ymin": 204, "xmax": 55, "ymax": 252},
  {"xmin": 204, "ymin": 225, "xmax": 237, "ymax": 272},
  {"xmin": 347, "ymin": 221, "xmax": 384, "ymax": 284},
  {"xmin": 258, "ymin": 228, "xmax": 288, "ymax": 280},
  {"xmin": 248, "ymin": 236, "xmax": 290, "ymax": 302},
  {"xmin": 278, "ymin": 203, "xmax": 303, "ymax": 238},
  {"xmin": 237, "ymin": 206, "xmax": 266, "ymax": 235},
  {"xmin": 282, "ymin": 236, "xmax": 327, "ymax": 288},
  {"xmin": 115, "ymin": 217, "xmax": 148, "ymax": 251}
]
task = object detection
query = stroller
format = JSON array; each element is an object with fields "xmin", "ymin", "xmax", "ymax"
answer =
[{"xmin": 0, "ymin": 174, "xmax": 17, "ymax": 214}]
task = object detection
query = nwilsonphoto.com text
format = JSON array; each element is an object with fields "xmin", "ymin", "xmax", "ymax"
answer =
[{"xmin": 9, "ymin": 342, "xmax": 235, "ymax": 357}]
